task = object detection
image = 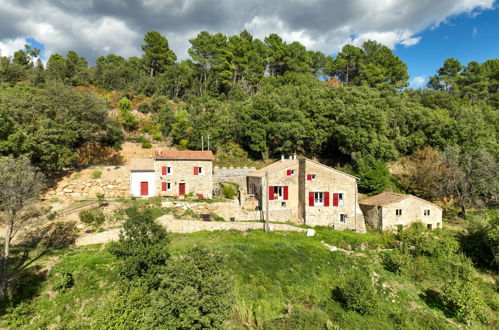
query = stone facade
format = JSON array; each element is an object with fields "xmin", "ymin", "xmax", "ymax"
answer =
[
  {"xmin": 360, "ymin": 193, "xmax": 443, "ymax": 231},
  {"xmin": 155, "ymin": 159, "xmax": 213, "ymax": 199},
  {"xmin": 213, "ymin": 166, "xmax": 256, "ymax": 194},
  {"xmin": 247, "ymin": 158, "xmax": 365, "ymax": 232}
]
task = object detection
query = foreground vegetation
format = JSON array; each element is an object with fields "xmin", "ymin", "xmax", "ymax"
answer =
[{"xmin": 0, "ymin": 205, "xmax": 497, "ymax": 329}]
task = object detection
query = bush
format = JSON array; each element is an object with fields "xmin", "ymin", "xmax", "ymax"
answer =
[
  {"xmin": 108, "ymin": 206, "xmax": 170, "ymax": 285},
  {"xmin": 148, "ymin": 247, "xmax": 235, "ymax": 329},
  {"xmin": 397, "ymin": 222, "xmax": 459, "ymax": 258},
  {"xmin": 91, "ymin": 171, "xmax": 102, "ymax": 179},
  {"xmin": 335, "ymin": 270, "xmax": 379, "ymax": 315},
  {"xmin": 441, "ymin": 278, "xmax": 486, "ymax": 324},
  {"xmin": 459, "ymin": 210, "xmax": 498, "ymax": 270},
  {"xmin": 382, "ymin": 251, "xmax": 409, "ymax": 275},
  {"xmin": 222, "ymin": 184, "xmax": 237, "ymax": 199},
  {"xmin": 79, "ymin": 208, "xmax": 106, "ymax": 227},
  {"xmin": 138, "ymin": 102, "xmax": 152, "ymax": 114},
  {"xmin": 52, "ymin": 272, "xmax": 74, "ymax": 292}
]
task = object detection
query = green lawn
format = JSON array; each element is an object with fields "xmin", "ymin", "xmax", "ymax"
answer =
[{"xmin": 0, "ymin": 227, "xmax": 496, "ymax": 329}]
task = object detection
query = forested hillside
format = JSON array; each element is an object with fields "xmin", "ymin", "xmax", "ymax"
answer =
[{"xmin": 1, "ymin": 29, "xmax": 497, "ymax": 205}]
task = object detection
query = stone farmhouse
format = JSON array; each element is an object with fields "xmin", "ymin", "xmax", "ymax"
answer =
[
  {"xmin": 359, "ymin": 192, "xmax": 443, "ymax": 231},
  {"xmin": 130, "ymin": 150, "xmax": 214, "ymax": 199},
  {"xmin": 246, "ymin": 156, "xmax": 364, "ymax": 231}
]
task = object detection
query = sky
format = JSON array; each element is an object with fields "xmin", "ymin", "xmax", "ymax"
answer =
[{"xmin": 0, "ymin": 0, "xmax": 498, "ymax": 88}]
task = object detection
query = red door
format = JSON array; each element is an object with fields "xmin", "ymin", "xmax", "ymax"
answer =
[
  {"xmin": 140, "ymin": 182, "xmax": 148, "ymax": 196},
  {"xmin": 179, "ymin": 183, "xmax": 186, "ymax": 196}
]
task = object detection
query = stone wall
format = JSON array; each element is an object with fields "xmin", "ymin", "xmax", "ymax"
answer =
[
  {"xmin": 161, "ymin": 199, "xmax": 261, "ymax": 221},
  {"xmin": 213, "ymin": 166, "xmax": 256, "ymax": 194},
  {"xmin": 45, "ymin": 166, "xmax": 130, "ymax": 199},
  {"xmin": 157, "ymin": 215, "xmax": 307, "ymax": 233}
]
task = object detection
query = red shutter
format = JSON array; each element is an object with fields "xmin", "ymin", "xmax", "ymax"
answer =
[
  {"xmin": 283, "ymin": 186, "xmax": 288, "ymax": 200},
  {"xmin": 307, "ymin": 174, "xmax": 312, "ymax": 181},
  {"xmin": 309, "ymin": 192, "xmax": 314, "ymax": 206},
  {"xmin": 162, "ymin": 166, "xmax": 167, "ymax": 175},
  {"xmin": 161, "ymin": 182, "xmax": 167, "ymax": 191},
  {"xmin": 324, "ymin": 192, "xmax": 330, "ymax": 206},
  {"xmin": 287, "ymin": 169, "xmax": 291, "ymax": 176},
  {"xmin": 194, "ymin": 166, "xmax": 198, "ymax": 175},
  {"xmin": 269, "ymin": 186, "xmax": 274, "ymax": 200},
  {"xmin": 333, "ymin": 193, "xmax": 339, "ymax": 206}
]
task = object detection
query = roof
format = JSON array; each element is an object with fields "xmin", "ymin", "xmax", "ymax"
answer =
[
  {"xmin": 154, "ymin": 150, "xmax": 214, "ymax": 161},
  {"xmin": 359, "ymin": 192, "xmax": 442, "ymax": 209},
  {"xmin": 130, "ymin": 158, "xmax": 154, "ymax": 171},
  {"xmin": 248, "ymin": 159, "xmax": 298, "ymax": 177}
]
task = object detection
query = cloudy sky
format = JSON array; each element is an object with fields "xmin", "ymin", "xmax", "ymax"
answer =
[{"xmin": 1, "ymin": 0, "xmax": 498, "ymax": 87}]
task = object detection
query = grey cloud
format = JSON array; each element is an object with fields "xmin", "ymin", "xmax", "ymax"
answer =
[{"xmin": 0, "ymin": 0, "xmax": 495, "ymax": 64}]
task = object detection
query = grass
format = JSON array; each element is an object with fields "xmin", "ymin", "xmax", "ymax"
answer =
[
  {"xmin": 3, "ymin": 226, "xmax": 495, "ymax": 329},
  {"xmin": 90, "ymin": 171, "xmax": 102, "ymax": 180}
]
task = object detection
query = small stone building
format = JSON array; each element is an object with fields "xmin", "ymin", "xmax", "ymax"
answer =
[
  {"xmin": 130, "ymin": 150, "xmax": 214, "ymax": 198},
  {"xmin": 359, "ymin": 192, "xmax": 442, "ymax": 231},
  {"xmin": 130, "ymin": 158, "xmax": 156, "ymax": 198},
  {"xmin": 247, "ymin": 157, "xmax": 365, "ymax": 231}
]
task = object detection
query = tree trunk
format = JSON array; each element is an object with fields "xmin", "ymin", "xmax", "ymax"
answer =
[
  {"xmin": 459, "ymin": 204, "xmax": 466, "ymax": 218},
  {"xmin": 0, "ymin": 216, "xmax": 13, "ymax": 299}
]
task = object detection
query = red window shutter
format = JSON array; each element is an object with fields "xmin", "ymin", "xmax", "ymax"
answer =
[
  {"xmin": 269, "ymin": 186, "xmax": 274, "ymax": 200},
  {"xmin": 162, "ymin": 166, "xmax": 167, "ymax": 175},
  {"xmin": 333, "ymin": 193, "xmax": 339, "ymax": 206},
  {"xmin": 287, "ymin": 169, "xmax": 291, "ymax": 176},
  {"xmin": 307, "ymin": 174, "xmax": 312, "ymax": 181},
  {"xmin": 309, "ymin": 192, "xmax": 314, "ymax": 206},
  {"xmin": 324, "ymin": 192, "xmax": 330, "ymax": 206},
  {"xmin": 283, "ymin": 186, "xmax": 288, "ymax": 200},
  {"xmin": 162, "ymin": 182, "xmax": 167, "ymax": 191},
  {"xmin": 194, "ymin": 166, "xmax": 198, "ymax": 175}
]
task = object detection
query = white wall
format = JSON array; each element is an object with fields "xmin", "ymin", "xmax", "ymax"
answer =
[{"xmin": 130, "ymin": 171, "xmax": 156, "ymax": 197}]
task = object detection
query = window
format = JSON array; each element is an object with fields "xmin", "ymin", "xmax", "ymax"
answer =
[
  {"xmin": 338, "ymin": 193, "xmax": 345, "ymax": 206},
  {"xmin": 396, "ymin": 209, "xmax": 402, "ymax": 216},
  {"xmin": 167, "ymin": 166, "xmax": 172, "ymax": 174},
  {"xmin": 281, "ymin": 201, "xmax": 286, "ymax": 207},
  {"xmin": 427, "ymin": 224, "xmax": 433, "ymax": 230},
  {"xmin": 167, "ymin": 181, "xmax": 171, "ymax": 190},
  {"xmin": 193, "ymin": 166, "xmax": 204, "ymax": 175},
  {"xmin": 270, "ymin": 186, "xmax": 288, "ymax": 200},
  {"xmin": 436, "ymin": 222, "xmax": 441, "ymax": 229},
  {"xmin": 424, "ymin": 209, "xmax": 430, "ymax": 216},
  {"xmin": 286, "ymin": 169, "xmax": 295, "ymax": 176},
  {"xmin": 314, "ymin": 192, "xmax": 324, "ymax": 206},
  {"xmin": 198, "ymin": 166, "xmax": 203, "ymax": 174},
  {"xmin": 340, "ymin": 214, "xmax": 347, "ymax": 223},
  {"xmin": 307, "ymin": 174, "xmax": 317, "ymax": 181}
]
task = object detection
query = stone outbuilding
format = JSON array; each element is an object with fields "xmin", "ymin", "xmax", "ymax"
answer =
[
  {"xmin": 359, "ymin": 192, "xmax": 443, "ymax": 231},
  {"xmin": 247, "ymin": 157, "xmax": 365, "ymax": 232},
  {"xmin": 130, "ymin": 150, "xmax": 214, "ymax": 198}
]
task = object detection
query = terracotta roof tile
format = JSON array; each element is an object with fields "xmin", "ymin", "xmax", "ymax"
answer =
[
  {"xmin": 130, "ymin": 158, "xmax": 154, "ymax": 171},
  {"xmin": 154, "ymin": 149, "xmax": 214, "ymax": 160},
  {"xmin": 359, "ymin": 192, "xmax": 409, "ymax": 206}
]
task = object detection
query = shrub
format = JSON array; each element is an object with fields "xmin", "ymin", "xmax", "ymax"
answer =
[
  {"xmin": 459, "ymin": 210, "xmax": 499, "ymax": 270},
  {"xmin": 108, "ymin": 206, "xmax": 170, "ymax": 286},
  {"xmin": 382, "ymin": 251, "xmax": 409, "ymax": 275},
  {"xmin": 91, "ymin": 171, "xmax": 102, "ymax": 179},
  {"xmin": 335, "ymin": 271, "xmax": 379, "ymax": 315},
  {"xmin": 397, "ymin": 222, "xmax": 459, "ymax": 258},
  {"xmin": 222, "ymin": 184, "xmax": 237, "ymax": 199},
  {"xmin": 138, "ymin": 102, "xmax": 152, "ymax": 114},
  {"xmin": 52, "ymin": 272, "xmax": 74, "ymax": 292},
  {"xmin": 79, "ymin": 208, "xmax": 106, "ymax": 227},
  {"xmin": 118, "ymin": 97, "xmax": 139, "ymax": 130},
  {"xmin": 441, "ymin": 278, "xmax": 486, "ymax": 324},
  {"xmin": 148, "ymin": 247, "xmax": 235, "ymax": 329}
]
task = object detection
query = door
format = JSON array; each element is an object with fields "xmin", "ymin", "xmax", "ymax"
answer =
[
  {"xmin": 179, "ymin": 182, "xmax": 186, "ymax": 196},
  {"xmin": 140, "ymin": 182, "xmax": 149, "ymax": 196}
]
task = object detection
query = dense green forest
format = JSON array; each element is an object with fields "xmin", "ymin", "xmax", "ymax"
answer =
[{"xmin": 1, "ymin": 29, "xmax": 497, "ymax": 206}]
